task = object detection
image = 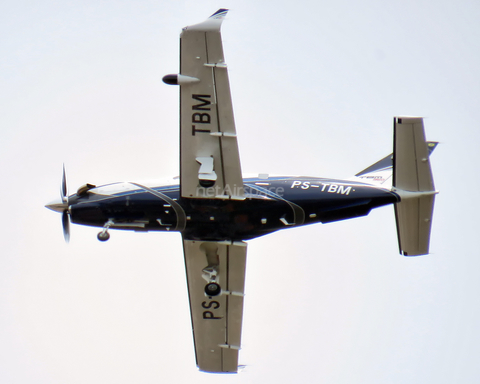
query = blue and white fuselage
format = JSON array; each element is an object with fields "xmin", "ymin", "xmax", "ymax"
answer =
[{"xmin": 51, "ymin": 176, "xmax": 398, "ymax": 241}]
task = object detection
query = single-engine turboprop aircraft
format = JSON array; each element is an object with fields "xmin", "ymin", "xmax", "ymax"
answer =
[{"xmin": 46, "ymin": 9, "xmax": 438, "ymax": 373}]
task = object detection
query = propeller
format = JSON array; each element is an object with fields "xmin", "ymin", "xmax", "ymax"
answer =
[
  {"xmin": 60, "ymin": 165, "xmax": 70, "ymax": 242},
  {"xmin": 46, "ymin": 164, "xmax": 71, "ymax": 242}
]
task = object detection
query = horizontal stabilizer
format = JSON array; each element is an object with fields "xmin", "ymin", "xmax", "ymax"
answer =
[{"xmin": 393, "ymin": 117, "xmax": 437, "ymax": 256}]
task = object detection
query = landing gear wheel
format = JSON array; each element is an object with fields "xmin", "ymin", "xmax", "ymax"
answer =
[
  {"xmin": 97, "ymin": 231, "xmax": 110, "ymax": 242},
  {"xmin": 205, "ymin": 282, "xmax": 221, "ymax": 296}
]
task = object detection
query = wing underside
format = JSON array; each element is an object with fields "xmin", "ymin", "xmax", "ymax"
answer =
[
  {"xmin": 183, "ymin": 239, "xmax": 247, "ymax": 373},
  {"xmin": 178, "ymin": 10, "xmax": 244, "ymax": 200},
  {"xmin": 173, "ymin": 10, "xmax": 248, "ymax": 373}
]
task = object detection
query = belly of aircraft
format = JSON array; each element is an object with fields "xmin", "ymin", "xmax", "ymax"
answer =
[{"xmin": 69, "ymin": 181, "xmax": 398, "ymax": 240}]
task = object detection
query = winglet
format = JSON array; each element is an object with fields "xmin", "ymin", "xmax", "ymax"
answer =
[
  {"xmin": 209, "ymin": 8, "xmax": 229, "ymax": 19},
  {"xmin": 183, "ymin": 9, "xmax": 229, "ymax": 32}
]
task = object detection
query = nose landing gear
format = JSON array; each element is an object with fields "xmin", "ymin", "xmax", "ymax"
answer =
[{"xmin": 97, "ymin": 220, "xmax": 114, "ymax": 242}]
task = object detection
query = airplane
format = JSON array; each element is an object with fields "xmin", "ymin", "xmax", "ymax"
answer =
[{"xmin": 46, "ymin": 9, "xmax": 438, "ymax": 373}]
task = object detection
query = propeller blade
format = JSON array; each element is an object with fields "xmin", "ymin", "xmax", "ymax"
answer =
[
  {"xmin": 61, "ymin": 164, "xmax": 68, "ymax": 204},
  {"xmin": 62, "ymin": 210, "xmax": 70, "ymax": 243}
]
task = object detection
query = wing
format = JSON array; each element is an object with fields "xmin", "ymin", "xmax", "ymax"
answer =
[
  {"xmin": 183, "ymin": 238, "xmax": 247, "ymax": 373},
  {"xmin": 164, "ymin": 9, "xmax": 244, "ymax": 200}
]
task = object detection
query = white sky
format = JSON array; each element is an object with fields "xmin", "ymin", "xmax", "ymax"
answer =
[{"xmin": 1, "ymin": 0, "xmax": 480, "ymax": 383}]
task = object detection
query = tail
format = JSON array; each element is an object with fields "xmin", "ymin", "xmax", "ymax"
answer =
[
  {"xmin": 354, "ymin": 117, "xmax": 438, "ymax": 256},
  {"xmin": 392, "ymin": 117, "xmax": 437, "ymax": 256},
  {"xmin": 355, "ymin": 140, "xmax": 437, "ymax": 188}
]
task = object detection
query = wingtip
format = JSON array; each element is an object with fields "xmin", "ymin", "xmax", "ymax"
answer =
[{"xmin": 183, "ymin": 9, "xmax": 229, "ymax": 33}]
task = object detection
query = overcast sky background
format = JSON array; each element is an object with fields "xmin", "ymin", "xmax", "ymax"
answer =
[{"xmin": 2, "ymin": 0, "xmax": 480, "ymax": 383}]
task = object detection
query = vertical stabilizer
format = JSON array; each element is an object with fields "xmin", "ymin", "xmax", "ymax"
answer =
[{"xmin": 393, "ymin": 117, "xmax": 437, "ymax": 256}]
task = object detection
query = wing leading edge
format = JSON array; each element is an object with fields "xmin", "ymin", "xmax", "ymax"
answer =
[{"xmin": 183, "ymin": 239, "xmax": 247, "ymax": 373}]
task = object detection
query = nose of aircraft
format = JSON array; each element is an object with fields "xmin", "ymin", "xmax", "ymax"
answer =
[{"xmin": 45, "ymin": 198, "xmax": 68, "ymax": 213}]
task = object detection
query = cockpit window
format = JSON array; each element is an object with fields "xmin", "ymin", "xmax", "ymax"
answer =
[{"xmin": 89, "ymin": 182, "xmax": 141, "ymax": 196}]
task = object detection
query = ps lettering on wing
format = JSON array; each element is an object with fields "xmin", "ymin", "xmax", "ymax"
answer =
[
  {"xmin": 202, "ymin": 300, "xmax": 222, "ymax": 320},
  {"xmin": 192, "ymin": 94, "xmax": 212, "ymax": 135}
]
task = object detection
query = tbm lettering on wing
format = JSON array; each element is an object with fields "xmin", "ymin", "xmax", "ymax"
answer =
[{"xmin": 191, "ymin": 94, "xmax": 212, "ymax": 135}]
